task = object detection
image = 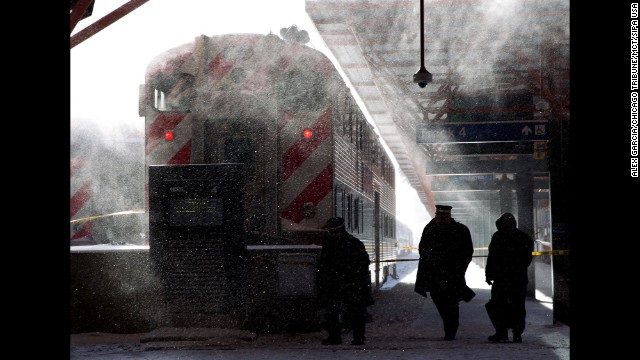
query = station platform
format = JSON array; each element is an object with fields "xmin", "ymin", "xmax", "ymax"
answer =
[{"xmin": 70, "ymin": 252, "xmax": 569, "ymax": 359}]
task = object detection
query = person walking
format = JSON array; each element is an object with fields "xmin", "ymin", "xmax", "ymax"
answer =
[
  {"xmin": 316, "ymin": 217, "xmax": 373, "ymax": 346},
  {"xmin": 414, "ymin": 205, "xmax": 475, "ymax": 341},
  {"xmin": 485, "ymin": 212, "xmax": 534, "ymax": 343}
]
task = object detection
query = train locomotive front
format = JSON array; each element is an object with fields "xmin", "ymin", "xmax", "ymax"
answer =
[{"xmin": 141, "ymin": 33, "xmax": 398, "ymax": 331}]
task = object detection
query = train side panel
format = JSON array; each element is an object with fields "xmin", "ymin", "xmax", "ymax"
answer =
[{"xmin": 330, "ymin": 83, "xmax": 397, "ymax": 282}]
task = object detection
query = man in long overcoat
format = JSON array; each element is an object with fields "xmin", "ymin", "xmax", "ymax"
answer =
[
  {"xmin": 317, "ymin": 217, "xmax": 372, "ymax": 346},
  {"xmin": 415, "ymin": 205, "xmax": 474, "ymax": 341},
  {"xmin": 485, "ymin": 212, "xmax": 533, "ymax": 343}
]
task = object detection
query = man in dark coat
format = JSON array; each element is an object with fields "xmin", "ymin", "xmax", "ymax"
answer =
[
  {"xmin": 485, "ymin": 212, "xmax": 533, "ymax": 343},
  {"xmin": 415, "ymin": 205, "xmax": 474, "ymax": 341},
  {"xmin": 316, "ymin": 217, "xmax": 372, "ymax": 346}
]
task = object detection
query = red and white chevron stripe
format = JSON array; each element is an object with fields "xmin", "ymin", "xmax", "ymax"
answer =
[
  {"xmin": 145, "ymin": 112, "xmax": 193, "ymax": 166},
  {"xmin": 279, "ymin": 107, "xmax": 334, "ymax": 231},
  {"xmin": 276, "ymin": 44, "xmax": 337, "ymax": 231}
]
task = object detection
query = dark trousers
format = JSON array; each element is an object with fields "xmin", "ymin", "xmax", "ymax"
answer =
[
  {"xmin": 430, "ymin": 291, "xmax": 460, "ymax": 337},
  {"xmin": 324, "ymin": 301, "xmax": 366, "ymax": 341},
  {"xmin": 486, "ymin": 282, "xmax": 527, "ymax": 335}
]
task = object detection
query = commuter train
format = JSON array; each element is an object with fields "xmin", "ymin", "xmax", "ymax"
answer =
[
  {"xmin": 137, "ymin": 33, "xmax": 399, "ymax": 330},
  {"xmin": 395, "ymin": 221, "xmax": 414, "ymax": 256},
  {"xmin": 70, "ymin": 120, "xmax": 145, "ymax": 246}
]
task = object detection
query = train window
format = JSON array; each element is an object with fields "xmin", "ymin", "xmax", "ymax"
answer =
[
  {"xmin": 386, "ymin": 214, "xmax": 391, "ymax": 238},
  {"xmin": 357, "ymin": 114, "xmax": 364, "ymax": 150},
  {"xmin": 334, "ymin": 186, "xmax": 345, "ymax": 219},
  {"xmin": 359, "ymin": 198, "xmax": 364, "ymax": 233},
  {"xmin": 150, "ymin": 73, "xmax": 194, "ymax": 112},
  {"xmin": 362, "ymin": 123, "xmax": 369, "ymax": 157},
  {"xmin": 366, "ymin": 131, "xmax": 373, "ymax": 164},
  {"xmin": 335, "ymin": 187, "xmax": 341, "ymax": 218},
  {"xmin": 360, "ymin": 166, "xmax": 364, "ymax": 193},
  {"xmin": 354, "ymin": 112, "xmax": 359, "ymax": 146},
  {"xmin": 371, "ymin": 141, "xmax": 378, "ymax": 165},
  {"xmin": 353, "ymin": 197, "xmax": 359, "ymax": 233},
  {"xmin": 340, "ymin": 188, "xmax": 345, "ymax": 219},
  {"xmin": 382, "ymin": 214, "xmax": 386, "ymax": 238},
  {"xmin": 383, "ymin": 159, "xmax": 389, "ymax": 183},
  {"xmin": 351, "ymin": 112, "xmax": 357, "ymax": 143},
  {"xmin": 341, "ymin": 97, "xmax": 351, "ymax": 137},
  {"xmin": 344, "ymin": 100, "xmax": 351, "ymax": 142},
  {"xmin": 347, "ymin": 193, "xmax": 352, "ymax": 230},
  {"xmin": 383, "ymin": 156, "xmax": 391, "ymax": 183},
  {"xmin": 340, "ymin": 114, "xmax": 347, "ymax": 136}
]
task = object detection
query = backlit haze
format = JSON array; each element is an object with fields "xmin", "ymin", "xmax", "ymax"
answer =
[{"xmin": 70, "ymin": 0, "xmax": 430, "ymax": 245}]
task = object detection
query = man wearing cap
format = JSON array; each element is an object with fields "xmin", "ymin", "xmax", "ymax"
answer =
[
  {"xmin": 316, "ymin": 217, "xmax": 372, "ymax": 346},
  {"xmin": 484, "ymin": 212, "xmax": 533, "ymax": 343},
  {"xmin": 415, "ymin": 205, "xmax": 474, "ymax": 341}
]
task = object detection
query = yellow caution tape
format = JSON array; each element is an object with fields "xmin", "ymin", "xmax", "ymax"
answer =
[
  {"xmin": 379, "ymin": 258, "xmax": 419, "ymax": 262},
  {"xmin": 70, "ymin": 216, "xmax": 569, "ymax": 259},
  {"xmin": 381, "ymin": 250, "xmax": 569, "ymax": 262},
  {"xmin": 70, "ymin": 209, "xmax": 145, "ymax": 224},
  {"xmin": 398, "ymin": 246, "xmax": 568, "ymax": 257},
  {"xmin": 532, "ymin": 249, "xmax": 569, "ymax": 256}
]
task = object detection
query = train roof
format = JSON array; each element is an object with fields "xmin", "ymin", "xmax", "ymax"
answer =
[{"xmin": 145, "ymin": 33, "xmax": 329, "ymax": 75}]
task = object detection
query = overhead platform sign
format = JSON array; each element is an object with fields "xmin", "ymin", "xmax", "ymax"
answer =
[{"xmin": 416, "ymin": 120, "xmax": 548, "ymax": 143}]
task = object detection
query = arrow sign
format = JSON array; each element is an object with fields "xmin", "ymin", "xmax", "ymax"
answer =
[{"xmin": 416, "ymin": 120, "xmax": 549, "ymax": 143}]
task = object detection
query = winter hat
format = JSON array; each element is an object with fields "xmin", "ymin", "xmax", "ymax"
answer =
[
  {"xmin": 326, "ymin": 217, "xmax": 345, "ymax": 229},
  {"xmin": 435, "ymin": 205, "xmax": 452, "ymax": 215}
]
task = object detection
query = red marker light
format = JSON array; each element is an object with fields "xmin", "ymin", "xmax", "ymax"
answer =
[
  {"xmin": 303, "ymin": 129, "xmax": 313, "ymax": 139},
  {"xmin": 164, "ymin": 131, "xmax": 174, "ymax": 141}
]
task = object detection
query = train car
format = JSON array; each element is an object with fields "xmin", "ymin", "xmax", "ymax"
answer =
[
  {"xmin": 139, "ymin": 33, "xmax": 398, "ymax": 331},
  {"xmin": 395, "ymin": 220, "xmax": 414, "ymax": 256},
  {"xmin": 70, "ymin": 120, "xmax": 146, "ymax": 246},
  {"xmin": 533, "ymin": 197, "xmax": 552, "ymax": 263}
]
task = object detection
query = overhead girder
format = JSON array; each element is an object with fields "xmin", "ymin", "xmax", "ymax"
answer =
[
  {"xmin": 70, "ymin": 0, "xmax": 150, "ymax": 49},
  {"xmin": 430, "ymin": 177, "xmax": 549, "ymax": 191},
  {"xmin": 425, "ymin": 158, "xmax": 548, "ymax": 175},
  {"xmin": 507, "ymin": 40, "xmax": 570, "ymax": 119},
  {"xmin": 70, "ymin": 0, "xmax": 95, "ymax": 33}
]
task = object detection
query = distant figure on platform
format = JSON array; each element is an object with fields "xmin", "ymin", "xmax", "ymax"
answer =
[
  {"xmin": 414, "ymin": 205, "xmax": 475, "ymax": 341},
  {"xmin": 317, "ymin": 217, "xmax": 373, "ymax": 346},
  {"xmin": 485, "ymin": 212, "xmax": 533, "ymax": 343}
]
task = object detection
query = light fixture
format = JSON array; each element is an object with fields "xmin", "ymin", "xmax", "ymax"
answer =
[
  {"xmin": 303, "ymin": 129, "xmax": 313, "ymax": 139},
  {"xmin": 413, "ymin": 0, "xmax": 433, "ymax": 88}
]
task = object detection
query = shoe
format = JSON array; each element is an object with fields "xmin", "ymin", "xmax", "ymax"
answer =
[
  {"xmin": 322, "ymin": 338, "xmax": 342, "ymax": 345},
  {"xmin": 443, "ymin": 330, "xmax": 456, "ymax": 341},
  {"xmin": 351, "ymin": 339, "xmax": 365, "ymax": 345},
  {"xmin": 513, "ymin": 334, "xmax": 522, "ymax": 343},
  {"xmin": 488, "ymin": 333, "xmax": 509, "ymax": 342}
]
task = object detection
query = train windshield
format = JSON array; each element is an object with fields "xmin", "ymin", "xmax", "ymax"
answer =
[{"xmin": 150, "ymin": 73, "xmax": 194, "ymax": 112}]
